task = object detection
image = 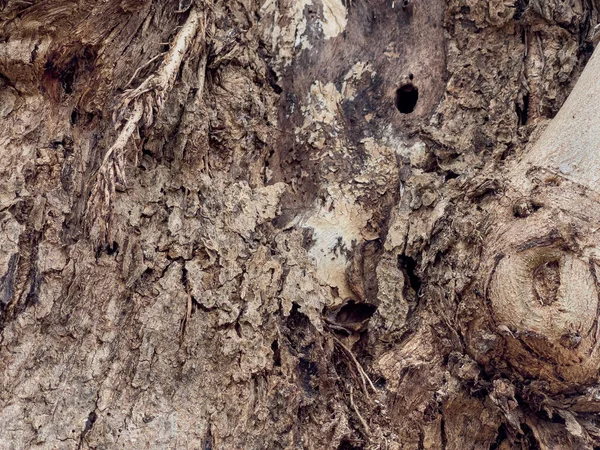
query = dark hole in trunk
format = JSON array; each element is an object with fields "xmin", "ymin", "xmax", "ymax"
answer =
[
  {"xmin": 489, "ymin": 424, "xmax": 508, "ymax": 450},
  {"xmin": 338, "ymin": 438, "xmax": 364, "ymax": 450},
  {"xmin": 517, "ymin": 93, "xmax": 529, "ymax": 126},
  {"xmin": 334, "ymin": 300, "xmax": 377, "ymax": 326},
  {"xmin": 398, "ymin": 254, "xmax": 422, "ymax": 294},
  {"xmin": 395, "ymin": 84, "xmax": 418, "ymax": 114}
]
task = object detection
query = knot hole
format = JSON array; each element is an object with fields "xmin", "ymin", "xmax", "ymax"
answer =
[{"xmin": 395, "ymin": 83, "xmax": 418, "ymax": 114}]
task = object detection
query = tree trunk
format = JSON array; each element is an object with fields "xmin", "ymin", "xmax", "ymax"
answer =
[{"xmin": 2, "ymin": 0, "xmax": 600, "ymax": 448}]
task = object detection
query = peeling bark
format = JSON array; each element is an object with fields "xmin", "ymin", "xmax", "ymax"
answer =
[{"xmin": 2, "ymin": 0, "xmax": 600, "ymax": 448}]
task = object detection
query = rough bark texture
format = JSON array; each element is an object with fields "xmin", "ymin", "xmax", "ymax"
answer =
[{"xmin": 2, "ymin": 0, "xmax": 600, "ymax": 449}]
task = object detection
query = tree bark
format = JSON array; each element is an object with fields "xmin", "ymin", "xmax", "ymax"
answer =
[{"xmin": 1, "ymin": 0, "xmax": 600, "ymax": 449}]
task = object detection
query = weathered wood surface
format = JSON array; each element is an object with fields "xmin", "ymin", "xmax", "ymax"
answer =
[{"xmin": 1, "ymin": 0, "xmax": 600, "ymax": 448}]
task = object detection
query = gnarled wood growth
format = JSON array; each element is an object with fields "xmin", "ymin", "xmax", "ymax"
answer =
[
  {"xmin": 472, "ymin": 48, "xmax": 600, "ymax": 392},
  {"xmin": 460, "ymin": 48, "xmax": 600, "ymax": 447}
]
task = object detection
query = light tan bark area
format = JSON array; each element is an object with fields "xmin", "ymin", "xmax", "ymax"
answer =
[{"xmin": 2, "ymin": 0, "xmax": 600, "ymax": 449}]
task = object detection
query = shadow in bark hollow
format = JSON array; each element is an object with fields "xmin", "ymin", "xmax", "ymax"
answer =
[
  {"xmin": 517, "ymin": 92, "xmax": 530, "ymax": 126},
  {"xmin": 284, "ymin": 304, "xmax": 323, "ymax": 396},
  {"xmin": 202, "ymin": 426, "xmax": 213, "ymax": 450},
  {"xmin": 337, "ymin": 437, "xmax": 365, "ymax": 450},
  {"xmin": 41, "ymin": 45, "xmax": 97, "ymax": 101},
  {"xmin": 0, "ymin": 254, "xmax": 18, "ymax": 317},
  {"xmin": 271, "ymin": 339, "xmax": 281, "ymax": 367},
  {"xmin": 520, "ymin": 424, "xmax": 541, "ymax": 450},
  {"xmin": 489, "ymin": 424, "xmax": 508, "ymax": 450},
  {"xmin": 398, "ymin": 254, "xmax": 422, "ymax": 295},
  {"xmin": 335, "ymin": 301, "xmax": 377, "ymax": 325},
  {"xmin": 324, "ymin": 299, "xmax": 377, "ymax": 337},
  {"xmin": 395, "ymin": 82, "xmax": 418, "ymax": 114}
]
